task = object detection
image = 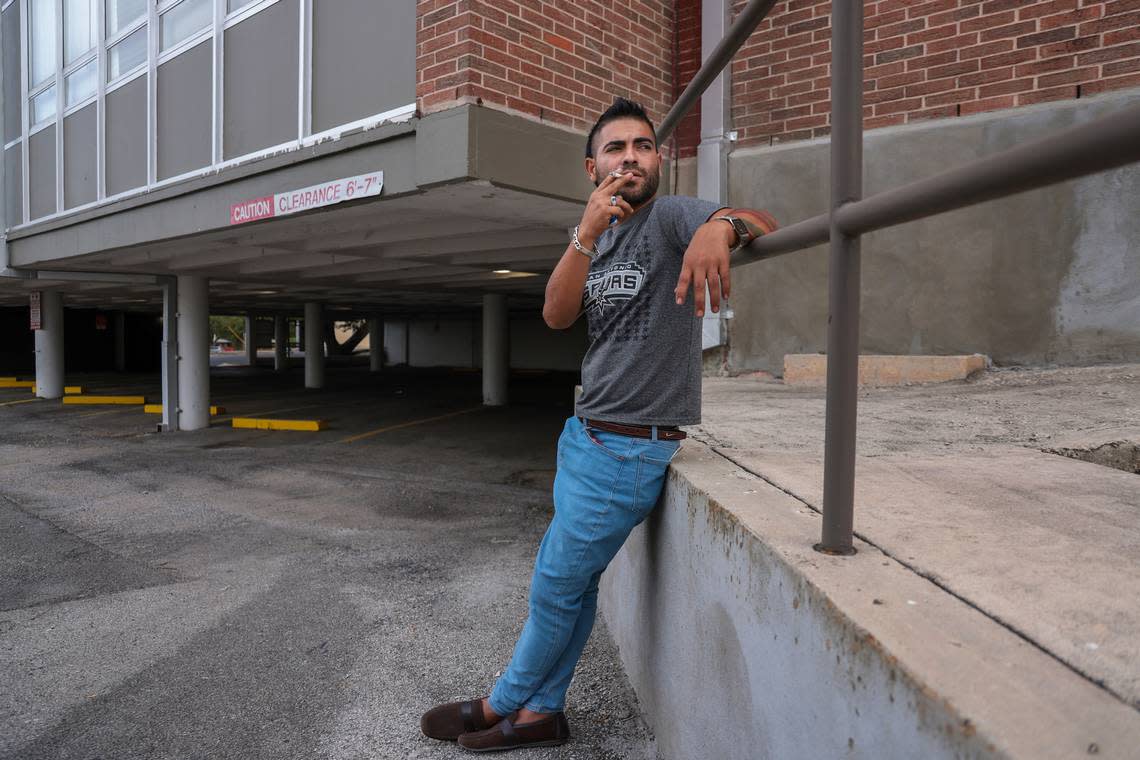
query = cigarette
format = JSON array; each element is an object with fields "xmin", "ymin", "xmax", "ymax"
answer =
[{"xmin": 609, "ymin": 170, "xmax": 624, "ymax": 178}]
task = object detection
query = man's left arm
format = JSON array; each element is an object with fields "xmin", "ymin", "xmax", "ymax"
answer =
[{"xmin": 674, "ymin": 207, "xmax": 779, "ymax": 317}]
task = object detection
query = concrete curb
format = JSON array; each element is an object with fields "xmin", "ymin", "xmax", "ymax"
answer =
[
  {"xmin": 783, "ymin": 354, "xmax": 989, "ymax": 386},
  {"xmin": 599, "ymin": 441, "xmax": 1140, "ymax": 759}
]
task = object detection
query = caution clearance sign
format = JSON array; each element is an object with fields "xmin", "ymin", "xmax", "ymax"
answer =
[{"xmin": 229, "ymin": 171, "xmax": 384, "ymax": 225}]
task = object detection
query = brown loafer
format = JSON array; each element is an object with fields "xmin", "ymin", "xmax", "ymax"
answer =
[
  {"xmin": 457, "ymin": 712, "xmax": 570, "ymax": 753},
  {"xmin": 420, "ymin": 699, "xmax": 504, "ymax": 741}
]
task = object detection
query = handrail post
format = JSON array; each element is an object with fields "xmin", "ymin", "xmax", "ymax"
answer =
[{"xmin": 816, "ymin": 0, "xmax": 863, "ymax": 556}]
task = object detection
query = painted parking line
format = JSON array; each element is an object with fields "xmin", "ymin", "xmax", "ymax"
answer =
[
  {"xmin": 338, "ymin": 406, "xmax": 485, "ymax": 444},
  {"xmin": 0, "ymin": 398, "xmax": 43, "ymax": 407}
]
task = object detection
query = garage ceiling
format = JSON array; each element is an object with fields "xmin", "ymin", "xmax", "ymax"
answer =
[{"xmin": 0, "ymin": 180, "xmax": 586, "ymax": 315}]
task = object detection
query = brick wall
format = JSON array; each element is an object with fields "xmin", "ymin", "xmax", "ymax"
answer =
[
  {"xmin": 416, "ymin": 0, "xmax": 676, "ymax": 141},
  {"xmin": 731, "ymin": 0, "xmax": 1140, "ymax": 148}
]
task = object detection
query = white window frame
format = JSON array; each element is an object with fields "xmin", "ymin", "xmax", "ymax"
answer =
[
  {"xmin": 19, "ymin": 0, "xmax": 30, "ymax": 223},
  {"xmin": 156, "ymin": 0, "xmax": 211, "ymax": 59},
  {"xmin": 223, "ymin": 0, "xmax": 276, "ymax": 29},
  {"xmin": 103, "ymin": 15, "xmax": 146, "ymax": 88},
  {"xmin": 61, "ymin": 50, "xmax": 97, "ymax": 113},
  {"xmin": 62, "ymin": 0, "xmax": 97, "ymax": 68},
  {"xmin": 9, "ymin": 0, "xmax": 416, "ymax": 231}
]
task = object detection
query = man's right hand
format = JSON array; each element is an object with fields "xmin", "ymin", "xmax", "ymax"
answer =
[{"xmin": 577, "ymin": 171, "xmax": 637, "ymax": 248}]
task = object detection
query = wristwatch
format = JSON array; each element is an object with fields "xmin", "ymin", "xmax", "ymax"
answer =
[{"xmin": 713, "ymin": 215, "xmax": 752, "ymax": 251}]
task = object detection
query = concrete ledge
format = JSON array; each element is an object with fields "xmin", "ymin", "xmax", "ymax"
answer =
[
  {"xmin": 599, "ymin": 441, "xmax": 1140, "ymax": 759},
  {"xmin": 783, "ymin": 354, "xmax": 988, "ymax": 386},
  {"xmin": 61, "ymin": 395, "xmax": 146, "ymax": 405},
  {"xmin": 231, "ymin": 418, "xmax": 323, "ymax": 432}
]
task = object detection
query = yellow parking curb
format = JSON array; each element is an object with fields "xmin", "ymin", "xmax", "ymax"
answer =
[
  {"xmin": 65, "ymin": 386, "xmax": 83, "ymax": 394},
  {"xmin": 144, "ymin": 404, "xmax": 225, "ymax": 415},
  {"xmin": 62, "ymin": 395, "xmax": 146, "ymax": 405},
  {"xmin": 232, "ymin": 417, "xmax": 324, "ymax": 432},
  {"xmin": 0, "ymin": 380, "xmax": 35, "ymax": 388}
]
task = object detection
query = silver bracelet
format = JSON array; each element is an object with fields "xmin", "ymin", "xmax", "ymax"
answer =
[{"xmin": 571, "ymin": 225, "xmax": 599, "ymax": 260}]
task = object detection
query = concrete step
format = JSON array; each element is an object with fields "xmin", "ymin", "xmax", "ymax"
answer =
[{"xmin": 783, "ymin": 353, "xmax": 988, "ymax": 386}]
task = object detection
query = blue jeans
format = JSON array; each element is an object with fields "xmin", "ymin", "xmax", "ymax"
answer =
[{"xmin": 488, "ymin": 416, "xmax": 681, "ymax": 715}]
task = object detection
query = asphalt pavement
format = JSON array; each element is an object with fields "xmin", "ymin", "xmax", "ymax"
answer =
[{"xmin": 0, "ymin": 366, "xmax": 659, "ymax": 760}]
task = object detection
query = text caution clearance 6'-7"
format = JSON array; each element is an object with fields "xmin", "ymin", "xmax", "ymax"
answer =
[{"xmin": 229, "ymin": 171, "xmax": 384, "ymax": 225}]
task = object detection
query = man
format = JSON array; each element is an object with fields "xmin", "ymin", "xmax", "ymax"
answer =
[{"xmin": 421, "ymin": 98, "xmax": 777, "ymax": 752}]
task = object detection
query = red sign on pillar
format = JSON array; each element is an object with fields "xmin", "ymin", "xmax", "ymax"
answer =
[{"xmin": 30, "ymin": 291, "xmax": 42, "ymax": 330}]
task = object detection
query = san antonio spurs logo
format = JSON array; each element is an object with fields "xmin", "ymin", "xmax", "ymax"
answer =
[{"xmin": 584, "ymin": 261, "xmax": 646, "ymax": 314}]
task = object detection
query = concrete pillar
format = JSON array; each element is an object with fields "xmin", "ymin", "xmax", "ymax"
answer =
[
  {"xmin": 244, "ymin": 315, "xmax": 256, "ymax": 367},
  {"xmin": 304, "ymin": 301, "xmax": 324, "ymax": 389},
  {"xmin": 274, "ymin": 314, "xmax": 288, "ymax": 371},
  {"xmin": 482, "ymin": 294, "xmax": 508, "ymax": 406},
  {"xmin": 33, "ymin": 291, "xmax": 64, "ymax": 399},
  {"xmin": 368, "ymin": 316, "xmax": 383, "ymax": 372},
  {"xmin": 160, "ymin": 278, "xmax": 179, "ymax": 432},
  {"xmin": 177, "ymin": 275, "xmax": 210, "ymax": 430},
  {"xmin": 113, "ymin": 311, "xmax": 126, "ymax": 372}
]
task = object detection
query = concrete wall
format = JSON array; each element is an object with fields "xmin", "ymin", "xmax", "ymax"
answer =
[
  {"xmin": 381, "ymin": 314, "xmax": 586, "ymax": 371},
  {"xmin": 600, "ymin": 447, "xmax": 978, "ymax": 759},
  {"xmin": 726, "ymin": 90, "xmax": 1140, "ymax": 371},
  {"xmin": 407, "ymin": 319, "xmax": 479, "ymax": 368},
  {"xmin": 383, "ymin": 321, "xmax": 409, "ymax": 365},
  {"xmin": 510, "ymin": 317, "xmax": 587, "ymax": 372}
]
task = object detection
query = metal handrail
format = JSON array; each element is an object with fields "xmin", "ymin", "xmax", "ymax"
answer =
[{"xmin": 663, "ymin": 0, "xmax": 1140, "ymax": 553}]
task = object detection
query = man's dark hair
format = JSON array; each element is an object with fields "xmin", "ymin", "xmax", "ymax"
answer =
[{"xmin": 585, "ymin": 98, "xmax": 657, "ymax": 159}]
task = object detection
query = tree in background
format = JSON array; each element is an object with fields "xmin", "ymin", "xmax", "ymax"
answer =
[{"xmin": 209, "ymin": 316, "xmax": 246, "ymax": 347}]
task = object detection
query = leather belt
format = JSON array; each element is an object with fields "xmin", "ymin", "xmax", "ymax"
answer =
[{"xmin": 581, "ymin": 418, "xmax": 687, "ymax": 441}]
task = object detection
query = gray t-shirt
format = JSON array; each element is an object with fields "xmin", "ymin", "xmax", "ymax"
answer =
[{"xmin": 573, "ymin": 194, "xmax": 722, "ymax": 427}]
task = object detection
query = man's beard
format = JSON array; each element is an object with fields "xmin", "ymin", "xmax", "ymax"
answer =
[{"xmin": 594, "ymin": 166, "xmax": 660, "ymax": 206}]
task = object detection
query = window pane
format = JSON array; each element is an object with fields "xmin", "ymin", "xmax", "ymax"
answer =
[
  {"xmin": 66, "ymin": 58, "xmax": 97, "ymax": 106},
  {"xmin": 65, "ymin": 0, "xmax": 97, "ymax": 63},
  {"xmin": 105, "ymin": 0, "xmax": 147, "ymax": 38},
  {"xmin": 160, "ymin": 0, "xmax": 211, "ymax": 51},
  {"xmin": 32, "ymin": 85, "xmax": 57, "ymax": 124},
  {"xmin": 30, "ymin": 0, "xmax": 57, "ymax": 86},
  {"xmin": 227, "ymin": 0, "xmax": 256, "ymax": 12},
  {"xmin": 108, "ymin": 25, "xmax": 147, "ymax": 80}
]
